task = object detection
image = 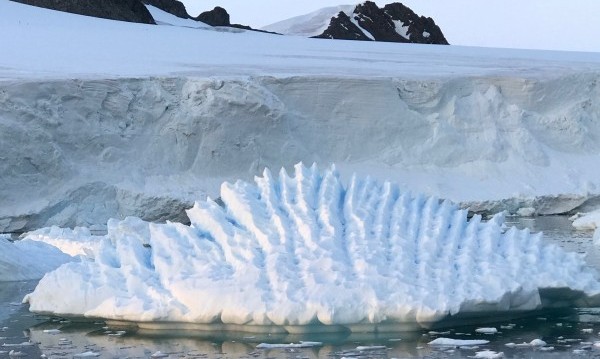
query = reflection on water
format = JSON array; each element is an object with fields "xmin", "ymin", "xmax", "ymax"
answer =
[
  {"xmin": 2, "ymin": 216, "xmax": 600, "ymax": 359},
  {"xmin": 507, "ymin": 215, "xmax": 600, "ymax": 270},
  {"xmin": 21, "ymin": 313, "xmax": 600, "ymax": 359}
]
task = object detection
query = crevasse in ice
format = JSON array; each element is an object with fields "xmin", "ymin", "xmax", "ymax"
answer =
[{"xmin": 24, "ymin": 163, "xmax": 600, "ymax": 331}]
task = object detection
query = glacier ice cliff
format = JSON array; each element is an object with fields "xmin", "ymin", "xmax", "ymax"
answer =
[
  {"xmin": 24, "ymin": 164, "xmax": 600, "ymax": 332},
  {"xmin": 2, "ymin": 74, "xmax": 600, "ymax": 232}
]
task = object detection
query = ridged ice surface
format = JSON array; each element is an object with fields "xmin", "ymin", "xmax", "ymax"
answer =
[{"xmin": 25, "ymin": 164, "xmax": 600, "ymax": 331}]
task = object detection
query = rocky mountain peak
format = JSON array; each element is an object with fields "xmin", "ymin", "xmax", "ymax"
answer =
[{"xmin": 315, "ymin": 1, "xmax": 448, "ymax": 45}]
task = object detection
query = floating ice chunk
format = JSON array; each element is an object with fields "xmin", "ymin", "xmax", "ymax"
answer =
[
  {"xmin": 73, "ymin": 352, "xmax": 100, "ymax": 358},
  {"xmin": 516, "ymin": 207, "xmax": 536, "ymax": 217},
  {"xmin": 256, "ymin": 342, "xmax": 322, "ymax": 349},
  {"xmin": 475, "ymin": 327, "xmax": 498, "ymax": 334},
  {"xmin": 8, "ymin": 350, "xmax": 26, "ymax": 357},
  {"xmin": 23, "ymin": 164, "xmax": 600, "ymax": 331},
  {"xmin": 506, "ymin": 339, "xmax": 547, "ymax": 348},
  {"xmin": 428, "ymin": 338, "xmax": 490, "ymax": 346},
  {"xmin": 530, "ymin": 339, "xmax": 547, "ymax": 347},
  {"xmin": 572, "ymin": 210, "xmax": 600, "ymax": 230},
  {"xmin": 474, "ymin": 350, "xmax": 504, "ymax": 358},
  {"xmin": 106, "ymin": 331, "xmax": 126, "ymax": 337},
  {"xmin": 150, "ymin": 352, "xmax": 169, "ymax": 358},
  {"xmin": 2, "ymin": 342, "xmax": 35, "ymax": 347},
  {"xmin": 42, "ymin": 329, "xmax": 61, "ymax": 334},
  {"xmin": 355, "ymin": 345, "xmax": 387, "ymax": 351}
]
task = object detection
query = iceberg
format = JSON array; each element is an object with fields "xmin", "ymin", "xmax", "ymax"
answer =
[
  {"xmin": 24, "ymin": 163, "xmax": 600, "ymax": 332},
  {"xmin": 0, "ymin": 236, "xmax": 73, "ymax": 282},
  {"xmin": 573, "ymin": 210, "xmax": 600, "ymax": 230}
]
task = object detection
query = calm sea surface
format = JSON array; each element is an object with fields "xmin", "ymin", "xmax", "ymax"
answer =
[{"xmin": 2, "ymin": 216, "xmax": 600, "ymax": 359}]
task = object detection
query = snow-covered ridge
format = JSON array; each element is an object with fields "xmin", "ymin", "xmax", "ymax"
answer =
[
  {"xmin": 23, "ymin": 163, "xmax": 600, "ymax": 331},
  {"xmin": 261, "ymin": 5, "xmax": 355, "ymax": 37}
]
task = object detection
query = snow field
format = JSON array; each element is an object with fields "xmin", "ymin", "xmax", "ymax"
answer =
[{"xmin": 23, "ymin": 163, "xmax": 600, "ymax": 331}]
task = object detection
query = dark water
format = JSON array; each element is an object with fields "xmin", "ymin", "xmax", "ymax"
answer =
[{"xmin": 2, "ymin": 216, "xmax": 600, "ymax": 359}]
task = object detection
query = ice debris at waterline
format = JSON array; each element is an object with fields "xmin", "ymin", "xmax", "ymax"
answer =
[{"xmin": 24, "ymin": 163, "xmax": 600, "ymax": 332}]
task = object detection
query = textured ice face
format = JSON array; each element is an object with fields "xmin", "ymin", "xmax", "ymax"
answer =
[{"xmin": 24, "ymin": 163, "xmax": 600, "ymax": 331}]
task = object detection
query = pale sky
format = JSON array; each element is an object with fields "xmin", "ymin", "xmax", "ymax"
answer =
[{"xmin": 179, "ymin": 0, "xmax": 600, "ymax": 53}]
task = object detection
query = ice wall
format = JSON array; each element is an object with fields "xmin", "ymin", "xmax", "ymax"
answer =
[
  {"xmin": 2, "ymin": 74, "xmax": 600, "ymax": 232},
  {"xmin": 24, "ymin": 163, "xmax": 600, "ymax": 331}
]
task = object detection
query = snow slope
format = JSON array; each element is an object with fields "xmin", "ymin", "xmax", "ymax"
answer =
[
  {"xmin": 2, "ymin": 0, "xmax": 600, "ymax": 79},
  {"xmin": 24, "ymin": 164, "xmax": 600, "ymax": 331},
  {"xmin": 145, "ymin": 5, "xmax": 210, "ymax": 28},
  {"xmin": 261, "ymin": 5, "xmax": 354, "ymax": 37},
  {"xmin": 2, "ymin": 1, "xmax": 600, "ymax": 231}
]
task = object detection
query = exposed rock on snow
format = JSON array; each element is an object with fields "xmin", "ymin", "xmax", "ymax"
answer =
[
  {"xmin": 195, "ymin": 6, "xmax": 229, "ymax": 26},
  {"xmin": 381, "ymin": 3, "xmax": 448, "ymax": 44},
  {"xmin": 10, "ymin": 0, "xmax": 155, "ymax": 24},
  {"xmin": 193, "ymin": 6, "xmax": 275, "ymax": 33},
  {"xmin": 310, "ymin": 1, "xmax": 448, "ymax": 44},
  {"xmin": 315, "ymin": 11, "xmax": 374, "ymax": 41},
  {"xmin": 24, "ymin": 164, "xmax": 600, "ymax": 332},
  {"xmin": 0, "ymin": 237, "xmax": 73, "ymax": 282}
]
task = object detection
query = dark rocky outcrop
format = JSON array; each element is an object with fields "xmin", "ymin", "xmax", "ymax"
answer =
[
  {"xmin": 195, "ymin": 6, "xmax": 230, "ymax": 27},
  {"xmin": 143, "ymin": 0, "xmax": 189, "ymax": 19},
  {"xmin": 11, "ymin": 0, "xmax": 279, "ymax": 34},
  {"xmin": 194, "ymin": 6, "xmax": 279, "ymax": 34},
  {"xmin": 315, "ymin": 1, "xmax": 448, "ymax": 45},
  {"xmin": 317, "ymin": 11, "xmax": 374, "ymax": 41},
  {"xmin": 11, "ymin": 0, "xmax": 155, "ymax": 24},
  {"xmin": 383, "ymin": 3, "xmax": 448, "ymax": 44}
]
